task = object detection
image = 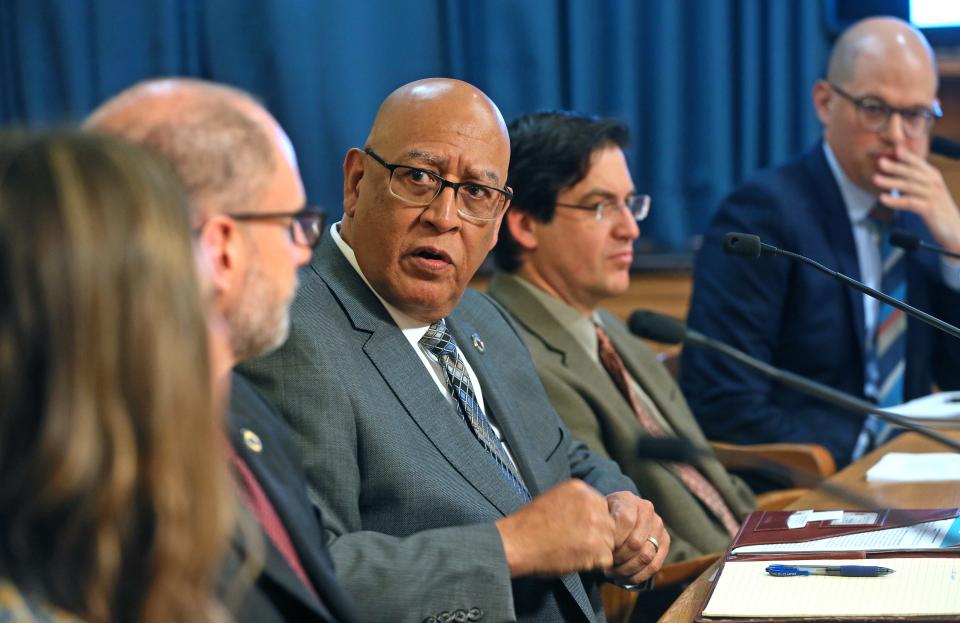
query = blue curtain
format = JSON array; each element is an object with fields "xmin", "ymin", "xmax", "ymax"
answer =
[{"xmin": 0, "ymin": 0, "xmax": 829, "ymax": 252}]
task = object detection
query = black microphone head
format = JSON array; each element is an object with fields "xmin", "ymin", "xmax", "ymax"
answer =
[
  {"xmin": 635, "ymin": 436, "xmax": 702, "ymax": 463},
  {"xmin": 889, "ymin": 229, "xmax": 920, "ymax": 252},
  {"xmin": 627, "ymin": 310, "xmax": 687, "ymax": 345},
  {"xmin": 722, "ymin": 232, "xmax": 762, "ymax": 258},
  {"xmin": 931, "ymin": 135, "xmax": 960, "ymax": 160}
]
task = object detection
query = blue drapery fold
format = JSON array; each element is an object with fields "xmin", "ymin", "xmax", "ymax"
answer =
[{"xmin": 0, "ymin": 0, "xmax": 828, "ymax": 251}]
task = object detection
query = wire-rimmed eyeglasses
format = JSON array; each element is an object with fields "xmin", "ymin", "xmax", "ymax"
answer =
[{"xmin": 555, "ymin": 194, "xmax": 651, "ymax": 223}]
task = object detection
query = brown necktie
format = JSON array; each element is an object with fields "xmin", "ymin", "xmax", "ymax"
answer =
[{"xmin": 596, "ymin": 324, "xmax": 741, "ymax": 537}]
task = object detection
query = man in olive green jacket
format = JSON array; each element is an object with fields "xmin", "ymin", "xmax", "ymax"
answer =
[{"xmin": 489, "ymin": 111, "xmax": 755, "ymax": 562}]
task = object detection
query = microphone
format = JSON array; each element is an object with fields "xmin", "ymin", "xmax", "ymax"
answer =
[
  {"xmin": 721, "ymin": 232, "xmax": 960, "ymax": 341},
  {"xmin": 722, "ymin": 232, "xmax": 767, "ymax": 258},
  {"xmin": 889, "ymin": 229, "xmax": 960, "ymax": 260},
  {"xmin": 628, "ymin": 309, "xmax": 960, "ymax": 454},
  {"xmin": 931, "ymin": 135, "xmax": 960, "ymax": 160},
  {"xmin": 634, "ymin": 436, "xmax": 880, "ymax": 509}
]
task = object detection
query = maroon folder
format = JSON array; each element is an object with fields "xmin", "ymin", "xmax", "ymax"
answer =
[{"xmin": 695, "ymin": 508, "xmax": 960, "ymax": 622}]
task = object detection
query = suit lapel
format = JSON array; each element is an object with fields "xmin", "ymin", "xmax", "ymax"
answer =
[
  {"xmin": 601, "ymin": 315, "xmax": 751, "ymax": 506},
  {"xmin": 600, "ymin": 315, "xmax": 703, "ymax": 440},
  {"xmin": 466, "ymin": 277, "xmax": 607, "ymax": 620},
  {"xmin": 806, "ymin": 147, "xmax": 867, "ymax": 366},
  {"xmin": 314, "ymin": 240, "xmax": 526, "ymax": 517},
  {"xmin": 228, "ymin": 426, "xmax": 332, "ymax": 617},
  {"xmin": 446, "ymin": 312, "xmax": 549, "ymax": 499},
  {"xmin": 487, "ymin": 273, "xmax": 619, "ymax": 425},
  {"xmin": 452, "ymin": 312, "xmax": 598, "ymax": 620},
  {"xmin": 229, "ymin": 374, "xmax": 361, "ymax": 622}
]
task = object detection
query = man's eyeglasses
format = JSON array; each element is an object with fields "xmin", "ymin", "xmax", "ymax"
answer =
[
  {"xmin": 555, "ymin": 194, "xmax": 651, "ymax": 223},
  {"xmin": 829, "ymin": 83, "xmax": 942, "ymax": 139},
  {"xmin": 364, "ymin": 148, "xmax": 512, "ymax": 221},
  {"xmin": 227, "ymin": 206, "xmax": 326, "ymax": 249}
]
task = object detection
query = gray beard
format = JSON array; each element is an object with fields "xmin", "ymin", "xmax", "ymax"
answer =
[{"xmin": 228, "ymin": 262, "xmax": 294, "ymax": 362}]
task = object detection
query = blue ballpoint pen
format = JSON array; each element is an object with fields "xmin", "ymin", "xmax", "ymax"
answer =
[{"xmin": 766, "ymin": 564, "xmax": 895, "ymax": 577}]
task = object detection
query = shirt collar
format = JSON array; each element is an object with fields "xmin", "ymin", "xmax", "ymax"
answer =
[
  {"xmin": 511, "ymin": 275, "xmax": 601, "ymax": 363},
  {"xmin": 330, "ymin": 221, "xmax": 432, "ymax": 339},
  {"xmin": 822, "ymin": 142, "xmax": 876, "ymax": 225}
]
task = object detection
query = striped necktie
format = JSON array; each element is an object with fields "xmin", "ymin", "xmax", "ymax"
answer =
[
  {"xmin": 852, "ymin": 207, "xmax": 907, "ymax": 460},
  {"xmin": 419, "ymin": 319, "xmax": 531, "ymax": 501},
  {"xmin": 596, "ymin": 324, "xmax": 740, "ymax": 538}
]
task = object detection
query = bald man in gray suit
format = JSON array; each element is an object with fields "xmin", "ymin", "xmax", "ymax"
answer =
[{"xmin": 240, "ymin": 78, "xmax": 669, "ymax": 622}]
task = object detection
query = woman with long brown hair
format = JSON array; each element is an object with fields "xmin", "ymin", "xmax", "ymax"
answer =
[{"xmin": 0, "ymin": 130, "xmax": 234, "ymax": 623}]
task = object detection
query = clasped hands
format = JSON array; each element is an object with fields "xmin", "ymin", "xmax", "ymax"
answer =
[{"xmin": 496, "ymin": 480, "xmax": 669, "ymax": 585}]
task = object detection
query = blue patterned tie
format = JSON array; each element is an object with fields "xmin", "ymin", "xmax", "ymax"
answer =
[
  {"xmin": 419, "ymin": 319, "xmax": 531, "ymax": 501},
  {"xmin": 852, "ymin": 211, "xmax": 907, "ymax": 460}
]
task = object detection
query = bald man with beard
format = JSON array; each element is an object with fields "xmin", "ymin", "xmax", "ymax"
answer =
[
  {"xmin": 682, "ymin": 17, "xmax": 960, "ymax": 471},
  {"xmin": 88, "ymin": 79, "xmax": 359, "ymax": 623},
  {"xmin": 240, "ymin": 78, "xmax": 669, "ymax": 622}
]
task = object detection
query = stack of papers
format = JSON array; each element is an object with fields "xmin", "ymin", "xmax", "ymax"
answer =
[
  {"xmin": 866, "ymin": 453, "xmax": 960, "ymax": 482},
  {"xmin": 885, "ymin": 391, "xmax": 960, "ymax": 429}
]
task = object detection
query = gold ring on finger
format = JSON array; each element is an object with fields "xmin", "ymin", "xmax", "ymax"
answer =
[{"xmin": 646, "ymin": 535, "xmax": 660, "ymax": 553}]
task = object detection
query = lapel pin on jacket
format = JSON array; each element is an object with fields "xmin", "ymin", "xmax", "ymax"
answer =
[
  {"xmin": 471, "ymin": 333, "xmax": 485, "ymax": 353},
  {"xmin": 242, "ymin": 429, "xmax": 263, "ymax": 453}
]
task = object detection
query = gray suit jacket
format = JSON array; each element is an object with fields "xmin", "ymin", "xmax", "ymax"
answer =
[
  {"xmin": 238, "ymin": 236, "xmax": 638, "ymax": 623},
  {"xmin": 487, "ymin": 272, "xmax": 755, "ymax": 562}
]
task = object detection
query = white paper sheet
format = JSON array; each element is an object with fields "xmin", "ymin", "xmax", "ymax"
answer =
[{"xmin": 884, "ymin": 391, "xmax": 960, "ymax": 428}]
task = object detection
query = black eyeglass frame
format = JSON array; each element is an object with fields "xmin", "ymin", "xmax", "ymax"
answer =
[
  {"xmin": 363, "ymin": 148, "xmax": 513, "ymax": 221},
  {"xmin": 828, "ymin": 82, "xmax": 942, "ymax": 138},
  {"xmin": 555, "ymin": 194, "xmax": 652, "ymax": 223},
  {"xmin": 226, "ymin": 205, "xmax": 327, "ymax": 249}
]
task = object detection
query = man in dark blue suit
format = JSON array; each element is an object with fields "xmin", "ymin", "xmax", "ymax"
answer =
[
  {"xmin": 681, "ymin": 17, "xmax": 960, "ymax": 470},
  {"xmin": 88, "ymin": 79, "xmax": 359, "ymax": 623}
]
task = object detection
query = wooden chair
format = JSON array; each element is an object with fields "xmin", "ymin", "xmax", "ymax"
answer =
[{"xmin": 709, "ymin": 440, "xmax": 837, "ymax": 489}]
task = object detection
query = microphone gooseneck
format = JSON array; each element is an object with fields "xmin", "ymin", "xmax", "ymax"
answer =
[
  {"xmin": 721, "ymin": 232, "xmax": 960, "ymax": 341},
  {"xmin": 628, "ymin": 309, "xmax": 960, "ymax": 454}
]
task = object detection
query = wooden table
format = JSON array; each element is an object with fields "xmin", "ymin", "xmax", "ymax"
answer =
[{"xmin": 658, "ymin": 431, "xmax": 960, "ymax": 622}]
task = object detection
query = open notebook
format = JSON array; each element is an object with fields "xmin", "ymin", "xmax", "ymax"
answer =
[{"xmin": 702, "ymin": 557, "xmax": 960, "ymax": 619}]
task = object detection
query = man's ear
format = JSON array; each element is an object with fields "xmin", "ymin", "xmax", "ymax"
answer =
[
  {"xmin": 343, "ymin": 148, "xmax": 366, "ymax": 217},
  {"xmin": 812, "ymin": 79, "xmax": 834, "ymax": 126},
  {"xmin": 505, "ymin": 209, "xmax": 540, "ymax": 252},
  {"xmin": 195, "ymin": 215, "xmax": 240, "ymax": 298}
]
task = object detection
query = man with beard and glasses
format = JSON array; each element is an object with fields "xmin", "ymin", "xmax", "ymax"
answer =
[{"xmin": 88, "ymin": 78, "xmax": 359, "ymax": 623}]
